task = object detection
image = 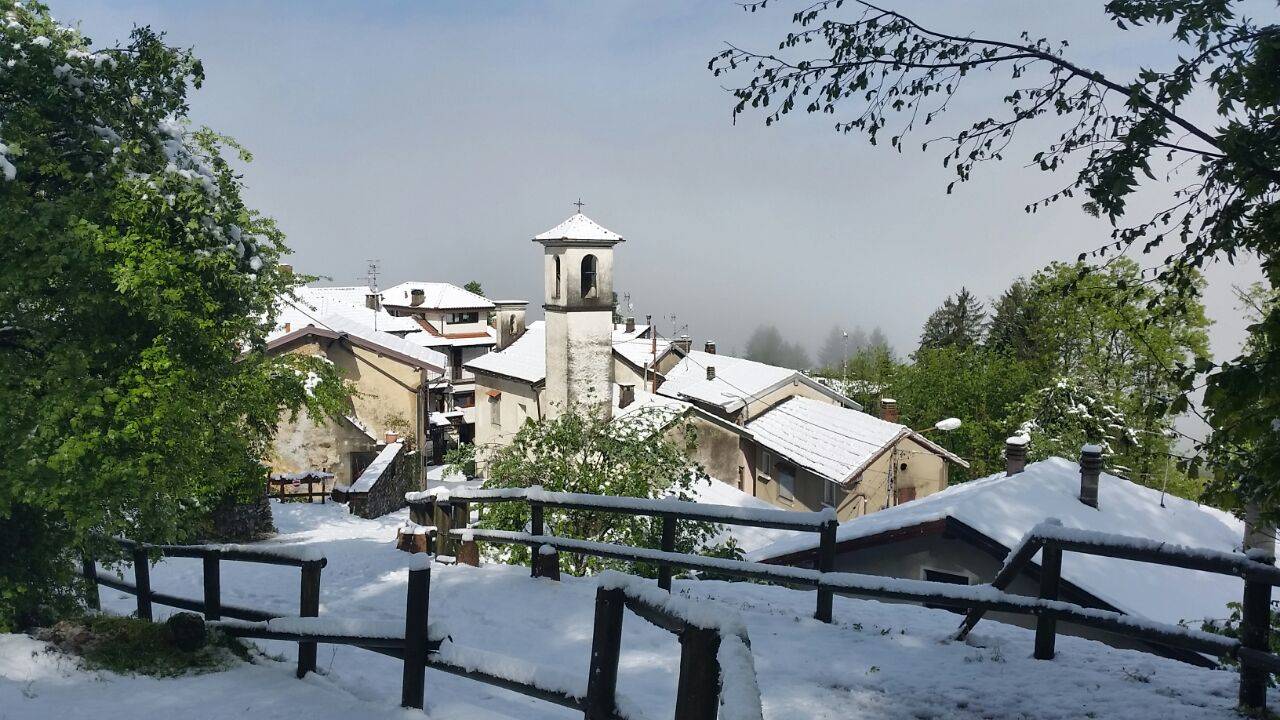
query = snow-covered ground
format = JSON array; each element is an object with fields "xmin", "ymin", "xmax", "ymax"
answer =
[{"xmin": 1, "ymin": 501, "xmax": 1246, "ymax": 719}]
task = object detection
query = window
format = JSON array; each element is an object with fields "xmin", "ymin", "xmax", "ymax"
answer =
[
  {"xmin": 554, "ymin": 256, "xmax": 561, "ymax": 299},
  {"xmin": 580, "ymin": 254, "xmax": 598, "ymax": 298},
  {"xmin": 448, "ymin": 312, "xmax": 480, "ymax": 324},
  {"xmin": 775, "ymin": 460, "xmax": 796, "ymax": 498},
  {"xmin": 456, "ymin": 392, "xmax": 475, "ymax": 409},
  {"xmin": 923, "ymin": 569, "xmax": 970, "ymax": 613},
  {"xmin": 489, "ymin": 394, "xmax": 501, "ymax": 427},
  {"xmin": 823, "ymin": 481, "xmax": 845, "ymax": 509}
]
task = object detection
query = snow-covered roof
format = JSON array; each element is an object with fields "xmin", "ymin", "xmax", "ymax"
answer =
[
  {"xmin": 657, "ymin": 351, "xmax": 858, "ymax": 413},
  {"xmin": 268, "ymin": 300, "xmax": 447, "ymax": 372},
  {"xmin": 380, "ymin": 282, "xmax": 495, "ymax": 311},
  {"xmin": 464, "ymin": 321, "xmax": 547, "ymax": 383},
  {"xmin": 752, "ymin": 457, "xmax": 1249, "ymax": 625},
  {"xmin": 404, "ymin": 325, "xmax": 498, "ymax": 349},
  {"xmin": 281, "ymin": 286, "xmax": 422, "ymax": 334},
  {"xmin": 686, "ymin": 477, "xmax": 802, "ymax": 554},
  {"xmin": 612, "ymin": 335, "xmax": 671, "ymax": 370},
  {"xmin": 533, "ymin": 213, "xmax": 623, "ymax": 244},
  {"xmin": 465, "ymin": 323, "xmax": 665, "ymax": 385},
  {"xmin": 612, "ymin": 322, "xmax": 651, "ymax": 343},
  {"xmin": 746, "ymin": 397, "xmax": 965, "ymax": 485}
]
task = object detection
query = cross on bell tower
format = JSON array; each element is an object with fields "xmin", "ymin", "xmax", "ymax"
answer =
[{"xmin": 573, "ymin": 198, "xmax": 585, "ymax": 213}]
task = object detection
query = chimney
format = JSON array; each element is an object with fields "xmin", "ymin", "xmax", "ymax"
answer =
[
  {"xmin": 1005, "ymin": 435, "xmax": 1029, "ymax": 476},
  {"xmin": 283, "ymin": 322, "xmax": 291, "ymax": 333},
  {"xmin": 365, "ymin": 292, "xmax": 381, "ymax": 310},
  {"xmin": 672, "ymin": 335, "xmax": 692, "ymax": 355},
  {"xmin": 879, "ymin": 398, "xmax": 899, "ymax": 423},
  {"xmin": 279, "ymin": 263, "xmax": 294, "ymax": 276},
  {"xmin": 625, "ymin": 316, "xmax": 636, "ymax": 333},
  {"xmin": 493, "ymin": 301, "xmax": 528, "ymax": 351},
  {"xmin": 704, "ymin": 341, "xmax": 717, "ymax": 354},
  {"xmin": 618, "ymin": 384, "xmax": 635, "ymax": 409},
  {"xmin": 647, "ymin": 315, "xmax": 658, "ymax": 394},
  {"xmin": 706, "ymin": 366, "xmax": 716, "ymax": 381},
  {"xmin": 410, "ymin": 288, "xmax": 425, "ymax": 306},
  {"xmin": 385, "ymin": 430, "xmax": 400, "ymax": 444},
  {"xmin": 1079, "ymin": 444, "xmax": 1102, "ymax": 508}
]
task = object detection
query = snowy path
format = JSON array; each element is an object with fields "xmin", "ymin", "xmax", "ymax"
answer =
[{"xmin": 3, "ymin": 500, "xmax": 1245, "ymax": 719}]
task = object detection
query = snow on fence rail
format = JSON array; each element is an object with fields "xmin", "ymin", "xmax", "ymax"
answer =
[
  {"xmin": 951, "ymin": 520, "xmax": 1280, "ymax": 710},
  {"xmin": 414, "ymin": 488, "xmax": 1280, "ymax": 714},
  {"xmin": 407, "ymin": 485, "xmax": 842, "ymax": 622}
]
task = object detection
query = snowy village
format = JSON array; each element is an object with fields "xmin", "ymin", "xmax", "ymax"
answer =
[{"xmin": 3, "ymin": 1, "xmax": 1280, "ymax": 719}]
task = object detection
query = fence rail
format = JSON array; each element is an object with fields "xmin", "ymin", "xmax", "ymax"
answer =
[
  {"xmin": 407, "ymin": 486, "xmax": 840, "ymax": 621},
  {"xmin": 409, "ymin": 486, "xmax": 1280, "ymax": 714}
]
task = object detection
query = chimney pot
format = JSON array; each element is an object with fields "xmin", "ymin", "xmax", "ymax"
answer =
[
  {"xmin": 625, "ymin": 316, "xmax": 635, "ymax": 333},
  {"xmin": 385, "ymin": 430, "xmax": 400, "ymax": 444},
  {"xmin": 619, "ymin": 384, "xmax": 635, "ymax": 409},
  {"xmin": 366, "ymin": 292, "xmax": 381, "ymax": 310},
  {"xmin": 879, "ymin": 398, "xmax": 899, "ymax": 423},
  {"xmin": 279, "ymin": 263, "xmax": 294, "ymax": 275},
  {"xmin": 706, "ymin": 366, "xmax": 716, "ymax": 381},
  {"xmin": 704, "ymin": 341, "xmax": 717, "ymax": 354},
  {"xmin": 671, "ymin": 335, "xmax": 692, "ymax": 355},
  {"xmin": 410, "ymin": 288, "xmax": 425, "ymax": 306},
  {"xmin": 1079, "ymin": 444, "xmax": 1103, "ymax": 508},
  {"xmin": 1005, "ymin": 435, "xmax": 1029, "ymax": 476}
]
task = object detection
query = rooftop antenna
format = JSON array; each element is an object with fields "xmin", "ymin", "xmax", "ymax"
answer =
[
  {"xmin": 573, "ymin": 198, "xmax": 586, "ymax": 213},
  {"xmin": 623, "ymin": 292, "xmax": 633, "ymax": 315}
]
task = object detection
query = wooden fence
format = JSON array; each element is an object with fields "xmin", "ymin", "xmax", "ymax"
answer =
[
  {"xmin": 266, "ymin": 475, "xmax": 329, "ymax": 503},
  {"xmin": 408, "ymin": 487, "xmax": 1280, "ymax": 714},
  {"xmin": 81, "ymin": 538, "xmax": 763, "ymax": 719}
]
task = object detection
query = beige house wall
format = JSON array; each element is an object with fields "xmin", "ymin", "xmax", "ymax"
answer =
[
  {"xmin": 271, "ymin": 406, "xmax": 376, "ymax": 486},
  {"xmin": 742, "ymin": 380, "xmax": 845, "ymax": 423},
  {"xmin": 669, "ymin": 416, "xmax": 752, "ymax": 491},
  {"xmin": 752, "ymin": 436, "xmax": 950, "ymax": 521},
  {"xmin": 473, "ymin": 373, "xmax": 542, "ymax": 471}
]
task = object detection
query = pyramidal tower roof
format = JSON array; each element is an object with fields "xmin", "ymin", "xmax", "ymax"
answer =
[{"xmin": 533, "ymin": 213, "xmax": 623, "ymax": 245}]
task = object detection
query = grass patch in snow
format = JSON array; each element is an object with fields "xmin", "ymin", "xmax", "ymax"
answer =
[{"xmin": 34, "ymin": 614, "xmax": 251, "ymax": 677}]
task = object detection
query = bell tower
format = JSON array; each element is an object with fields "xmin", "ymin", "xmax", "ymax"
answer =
[{"xmin": 534, "ymin": 210, "xmax": 623, "ymax": 419}]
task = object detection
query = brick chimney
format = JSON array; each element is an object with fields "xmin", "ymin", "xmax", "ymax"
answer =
[
  {"xmin": 706, "ymin": 366, "xmax": 716, "ymax": 381},
  {"xmin": 704, "ymin": 341, "xmax": 717, "ymax": 354},
  {"xmin": 625, "ymin": 316, "xmax": 636, "ymax": 333},
  {"xmin": 618, "ymin": 384, "xmax": 635, "ymax": 409},
  {"xmin": 386, "ymin": 430, "xmax": 400, "ymax": 444},
  {"xmin": 672, "ymin": 335, "xmax": 692, "ymax": 355},
  {"xmin": 365, "ymin": 292, "xmax": 381, "ymax": 310},
  {"xmin": 879, "ymin": 398, "xmax": 899, "ymax": 423},
  {"xmin": 1005, "ymin": 435, "xmax": 1029, "ymax": 476},
  {"xmin": 410, "ymin": 288, "xmax": 425, "ymax": 306},
  {"xmin": 1079, "ymin": 444, "xmax": 1102, "ymax": 508}
]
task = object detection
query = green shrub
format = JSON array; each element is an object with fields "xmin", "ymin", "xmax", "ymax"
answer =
[{"xmin": 38, "ymin": 614, "xmax": 251, "ymax": 677}]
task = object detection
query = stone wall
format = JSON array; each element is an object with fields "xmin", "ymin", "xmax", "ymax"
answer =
[
  {"xmin": 204, "ymin": 495, "xmax": 276, "ymax": 542},
  {"xmin": 348, "ymin": 450, "xmax": 418, "ymax": 519}
]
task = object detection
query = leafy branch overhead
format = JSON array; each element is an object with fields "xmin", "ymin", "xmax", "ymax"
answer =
[{"xmin": 713, "ymin": 0, "xmax": 1280, "ymax": 516}]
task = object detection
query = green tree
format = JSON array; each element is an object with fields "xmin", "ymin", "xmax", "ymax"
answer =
[
  {"xmin": 918, "ymin": 287, "xmax": 986, "ymax": 352},
  {"xmin": 1018, "ymin": 259, "xmax": 1210, "ymax": 484},
  {"xmin": 0, "ymin": 3, "xmax": 345, "ymax": 629},
  {"xmin": 463, "ymin": 280, "xmax": 484, "ymax": 297},
  {"xmin": 713, "ymin": 1, "xmax": 1280, "ymax": 518},
  {"xmin": 986, "ymin": 279, "xmax": 1042, "ymax": 364},
  {"xmin": 478, "ymin": 406, "xmax": 718, "ymax": 576},
  {"xmin": 887, "ymin": 346, "xmax": 1036, "ymax": 481}
]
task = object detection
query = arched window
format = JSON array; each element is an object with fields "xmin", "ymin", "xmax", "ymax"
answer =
[
  {"xmin": 581, "ymin": 254, "xmax": 598, "ymax": 298},
  {"xmin": 553, "ymin": 256, "xmax": 561, "ymax": 299}
]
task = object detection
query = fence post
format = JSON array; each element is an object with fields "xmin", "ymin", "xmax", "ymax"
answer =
[
  {"xmin": 659, "ymin": 513, "xmax": 676, "ymax": 591},
  {"xmin": 401, "ymin": 567, "xmax": 431, "ymax": 709},
  {"xmin": 674, "ymin": 626, "xmax": 722, "ymax": 720},
  {"xmin": 584, "ymin": 586, "xmax": 625, "ymax": 720},
  {"xmin": 81, "ymin": 553, "xmax": 100, "ymax": 611},
  {"xmin": 297, "ymin": 560, "xmax": 323, "ymax": 678},
  {"xmin": 132, "ymin": 547, "xmax": 152, "ymax": 621},
  {"xmin": 1034, "ymin": 544, "xmax": 1062, "ymax": 660},
  {"xmin": 203, "ymin": 549, "xmax": 221, "ymax": 621},
  {"xmin": 815, "ymin": 518, "xmax": 837, "ymax": 623},
  {"xmin": 1240, "ymin": 504, "xmax": 1275, "ymax": 712},
  {"xmin": 530, "ymin": 501, "xmax": 545, "ymax": 578},
  {"xmin": 409, "ymin": 499, "xmax": 433, "ymax": 526},
  {"xmin": 434, "ymin": 501, "xmax": 454, "ymax": 557}
]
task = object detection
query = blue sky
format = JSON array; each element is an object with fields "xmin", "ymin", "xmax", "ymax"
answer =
[{"xmin": 52, "ymin": 0, "xmax": 1265, "ymax": 361}]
